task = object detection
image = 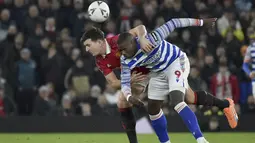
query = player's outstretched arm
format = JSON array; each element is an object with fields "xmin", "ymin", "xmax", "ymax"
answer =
[
  {"xmin": 129, "ymin": 25, "xmax": 154, "ymax": 52},
  {"xmin": 128, "ymin": 25, "xmax": 147, "ymax": 38},
  {"xmin": 120, "ymin": 58, "xmax": 132, "ymax": 100},
  {"xmin": 242, "ymin": 46, "xmax": 254, "ymax": 78},
  {"xmin": 147, "ymin": 18, "xmax": 217, "ymax": 47}
]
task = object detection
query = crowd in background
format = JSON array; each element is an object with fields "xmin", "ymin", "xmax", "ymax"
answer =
[{"xmin": 0, "ymin": 0, "xmax": 255, "ymax": 129}]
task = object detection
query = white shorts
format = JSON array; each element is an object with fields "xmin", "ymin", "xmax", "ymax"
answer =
[
  {"xmin": 148, "ymin": 53, "xmax": 190, "ymax": 100},
  {"xmin": 132, "ymin": 77, "xmax": 149, "ymax": 93}
]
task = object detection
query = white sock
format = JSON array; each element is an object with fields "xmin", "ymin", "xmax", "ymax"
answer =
[
  {"xmin": 162, "ymin": 141, "xmax": 171, "ymax": 143},
  {"xmin": 197, "ymin": 137, "xmax": 206, "ymax": 143}
]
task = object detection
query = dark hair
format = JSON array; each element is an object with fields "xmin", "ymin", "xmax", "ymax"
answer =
[
  {"xmin": 80, "ymin": 27, "xmax": 104, "ymax": 46},
  {"xmin": 117, "ymin": 32, "xmax": 133, "ymax": 45}
]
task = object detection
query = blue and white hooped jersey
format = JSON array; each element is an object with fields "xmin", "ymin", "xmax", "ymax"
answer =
[
  {"xmin": 120, "ymin": 18, "xmax": 203, "ymax": 97},
  {"xmin": 121, "ymin": 40, "xmax": 182, "ymax": 72},
  {"xmin": 244, "ymin": 42, "xmax": 255, "ymax": 71}
]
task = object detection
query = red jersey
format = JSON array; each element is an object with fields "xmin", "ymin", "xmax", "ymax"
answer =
[{"xmin": 95, "ymin": 35, "xmax": 149, "ymax": 76}]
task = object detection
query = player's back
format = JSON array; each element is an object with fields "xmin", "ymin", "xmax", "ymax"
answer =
[{"xmin": 123, "ymin": 40, "xmax": 182, "ymax": 72}]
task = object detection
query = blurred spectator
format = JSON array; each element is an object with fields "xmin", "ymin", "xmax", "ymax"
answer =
[
  {"xmin": 242, "ymin": 95, "xmax": 255, "ymax": 113},
  {"xmin": 45, "ymin": 17, "xmax": 57, "ymax": 41},
  {"xmin": 105, "ymin": 20, "xmax": 116, "ymax": 38},
  {"xmin": 206, "ymin": 0, "xmax": 222, "ymax": 17},
  {"xmin": 0, "ymin": 9, "xmax": 13, "ymax": 41},
  {"xmin": 208, "ymin": 116, "xmax": 220, "ymax": 131},
  {"xmin": 33, "ymin": 85, "xmax": 57, "ymax": 116},
  {"xmin": 195, "ymin": 44, "xmax": 206, "ymax": 68},
  {"xmin": 40, "ymin": 45, "xmax": 65, "ymax": 96},
  {"xmin": 201, "ymin": 55, "xmax": 217, "ymax": 86},
  {"xmin": 24, "ymin": 5, "xmax": 44, "ymax": 37},
  {"xmin": 0, "ymin": 78, "xmax": 16, "ymax": 116},
  {"xmin": 223, "ymin": 31, "xmax": 243, "ymax": 68},
  {"xmin": 64, "ymin": 57, "xmax": 94, "ymax": 96},
  {"xmin": 70, "ymin": 48, "xmax": 81, "ymax": 63},
  {"xmin": 103, "ymin": 83, "xmax": 118, "ymax": 105},
  {"xmin": 37, "ymin": 0, "xmax": 51, "ymax": 18},
  {"xmin": 61, "ymin": 91, "xmax": 75, "ymax": 116},
  {"xmin": 16, "ymin": 48, "xmax": 37, "ymax": 115},
  {"xmin": 0, "ymin": 25, "xmax": 19, "ymax": 97},
  {"xmin": 235, "ymin": 0, "xmax": 252, "ymax": 11},
  {"xmin": 12, "ymin": 0, "xmax": 27, "ymax": 30},
  {"xmin": 210, "ymin": 57, "xmax": 240, "ymax": 104},
  {"xmin": 69, "ymin": 0, "xmax": 87, "ymax": 37},
  {"xmin": 179, "ymin": 29, "xmax": 196, "ymax": 55},
  {"xmin": 188, "ymin": 65, "xmax": 207, "ymax": 91},
  {"xmin": 46, "ymin": 82, "xmax": 59, "ymax": 103}
]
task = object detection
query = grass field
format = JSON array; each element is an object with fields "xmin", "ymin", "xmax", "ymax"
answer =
[{"xmin": 0, "ymin": 133, "xmax": 254, "ymax": 143}]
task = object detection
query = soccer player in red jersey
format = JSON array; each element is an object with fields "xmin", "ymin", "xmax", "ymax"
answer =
[
  {"xmin": 80, "ymin": 18, "xmax": 237, "ymax": 143},
  {"xmin": 81, "ymin": 25, "xmax": 151, "ymax": 143}
]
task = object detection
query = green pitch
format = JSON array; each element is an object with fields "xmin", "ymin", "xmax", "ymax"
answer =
[{"xmin": 0, "ymin": 133, "xmax": 254, "ymax": 143}]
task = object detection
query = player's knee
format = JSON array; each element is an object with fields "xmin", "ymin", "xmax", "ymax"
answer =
[
  {"xmin": 148, "ymin": 99, "xmax": 162, "ymax": 115},
  {"xmin": 117, "ymin": 92, "xmax": 131, "ymax": 108},
  {"xmin": 185, "ymin": 88, "xmax": 195, "ymax": 104},
  {"xmin": 169, "ymin": 90, "xmax": 185, "ymax": 107}
]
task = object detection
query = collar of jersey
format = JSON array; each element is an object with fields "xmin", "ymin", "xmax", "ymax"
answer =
[{"xmin": 102, "ymin": 39, "xmax": 111, "ymax": 58}]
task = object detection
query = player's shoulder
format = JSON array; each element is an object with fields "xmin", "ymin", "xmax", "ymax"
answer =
[{"xmin": 106, "ymin": 34, "xmax": 120, "ymax": 45}]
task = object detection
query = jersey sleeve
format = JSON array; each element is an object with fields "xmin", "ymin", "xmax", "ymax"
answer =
[
  {"xmin": 120, "ymin": 57, "xmax": 132, "ymax": 98},
  {"xmin": 96, "ymin": 58, "xmax": 113, "ymax": 76},
  {"xmin": 244, "ymin": 46, "xmax": 251, "ymax": 62},
  {"xmin": 147, "ymin": 18, "xmax": 203, "ymax": 47}
]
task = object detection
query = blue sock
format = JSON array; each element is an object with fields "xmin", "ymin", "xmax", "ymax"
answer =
[
  {"xmin": 150, "ymin": 109, "xmax": 170, "ymax": 143},
  {"xmin": 174, "ymin": 102, "xmax": 203, "ymax": 139}
]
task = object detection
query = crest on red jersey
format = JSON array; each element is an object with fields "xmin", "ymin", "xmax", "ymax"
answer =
[{"xmin": 116, "ymin": 51, "xmax": 121, "ymax": 58}]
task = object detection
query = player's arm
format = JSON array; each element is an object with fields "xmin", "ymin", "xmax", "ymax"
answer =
[
  {"xmin": 105, "ymin": 72, "xmax": 121, "ymax": 90},
  {"xmin": 120, "ymin": 58, "xmax": 132, "ymax": 101},
  {"xmin": 128, "ymin": 25, "xmax": 147, "ymax": 38},
  {"xmin": 147, "ymin": 18, "xmax": 204, "ymax": 46},
  {"xmin": 242, "ymin": 46, "xmax": 252, "ymax": 76},
  {"xmin": 96, "ymin": 59, "xmax": 121, "ymax": 90}
]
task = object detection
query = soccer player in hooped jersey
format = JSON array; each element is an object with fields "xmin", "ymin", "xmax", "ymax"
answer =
[
  {"xmin": 117, "ymin": 18, "xmax": 238, "ymax": 143},
  {"xmin": 243, "ymin": 34, "xmax": 255, "ymax": 99},
  {"xmin": 80, "ymin": 18, "xmax": 237, "ymax": 143}
]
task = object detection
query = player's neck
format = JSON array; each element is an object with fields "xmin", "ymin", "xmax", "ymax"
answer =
[{"xmin": 100, "ymin": 40, "xmax": 107, "ymax": 56}]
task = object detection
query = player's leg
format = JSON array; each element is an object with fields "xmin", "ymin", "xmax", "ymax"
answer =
[
  {"xmin": 118, "ymin": 92, "xmax": 137, "ymax": 143},
  {"xmin": 117, "ymin": 82, "xmax": 147, "ymax": 143},
  {"xmin": 185, "ymin": 87, "xmax": 238, "ymax": 128},
  {"xmin": 169, "ymin": 90, "xmax": 207, "ymax": 143},
  {"xmin": 167, "ymin": 54, "xmax": 208, "ymax": 143},
  {"xmin": 148, "ymin": 73, "xmax": 170, "ymax": 143}
]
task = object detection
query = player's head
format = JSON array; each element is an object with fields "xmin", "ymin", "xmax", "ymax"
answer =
[
  {"xmin": 117, "ymin": 32, "xmax": 137, "ymax": 58},
  {"xmin": 80, "ymin": 27, "xmax": 105, "ymax": 56}
]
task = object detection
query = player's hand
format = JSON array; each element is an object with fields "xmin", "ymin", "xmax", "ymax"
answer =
[
  {"xmin": 202, "ymin": 18, "xmax": 217, "ymax": 28},
  {"xmin": 139, "ymin": 36, "xmax": 154, "ymax": 53},
  {"xmin": 131, "ymin": 71, "xmax": 147, "ymax": 84},
  {"xmin": 250, "ymin": 72, "xmax": 255, "ymax": 79},
  {"xmin": 128, "ymin": 96, "xmax": 144, "ymax": 108}
]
